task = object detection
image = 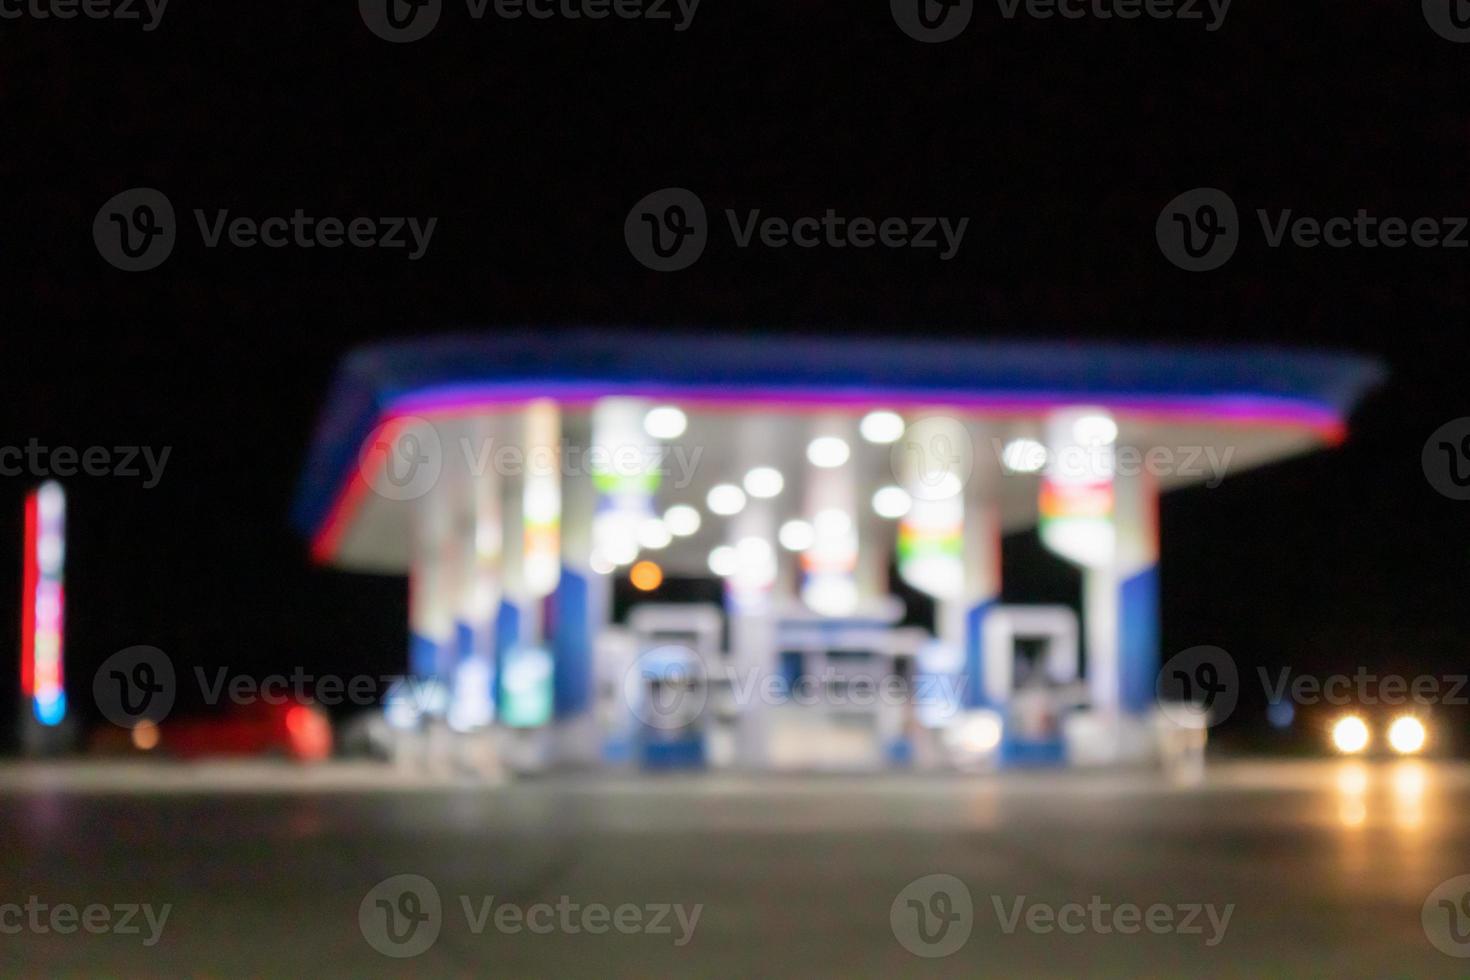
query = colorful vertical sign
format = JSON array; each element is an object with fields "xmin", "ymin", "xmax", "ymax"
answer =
[
  {"xmin": 896, "ymin": 494, "xmax": 963, "ymax": 600},
  {"xmin": 1039, "ymin": 408, "xmax": 1116, "ymax": 570},
  {"xmin": 590, "ymin": 398, "xmax": 659, "ymax": 570},
  {"xmin": 522, "ymin": 399, "xmax": 562, "ymax": 598},
  {"xmin": 800, "ymin": 424, "xmax": 859, "ymax": 615},
  {"xmin": 22, "ymin": 482, "xmax": 66, "ymax": 726}
]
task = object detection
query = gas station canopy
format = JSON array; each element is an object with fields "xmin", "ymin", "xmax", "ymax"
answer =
[{"xmin": 294, "ymin": 329, "xmax": 1384, "ymax": 573}]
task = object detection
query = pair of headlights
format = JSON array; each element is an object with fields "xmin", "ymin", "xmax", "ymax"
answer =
[{"xmin": 1331, "ymin": 715, "xmax": 1426, "ymax": 755}]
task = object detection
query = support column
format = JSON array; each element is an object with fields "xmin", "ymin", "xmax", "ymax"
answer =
[
  {"xmin": 727, "ymin": 493, "xmax": 779, "ymax": 769},
  {"xmin": 1038, "ymin": 407, "xmax": 1160, "ymax": 724},
  {"xmin": 496, "ymin": 403, "xmax": 562, "ymax": 769},
  {"xmin": 1085, "ymin": 467, "xmax": 1159, "ymax": 716},
  {"xmin": 725, "ymin": 413, "xmax": 791, "ymax": 770},
  {"xmin": 447, "ymin": 417, "xmax": 500, "ymax": 734},
  {"xmin": 800, "ymin": 415, "xmax": 859, "ymax": 617},
  {"xmin": 498, "ymin": 448, "xmax": 526, "ymax": 664},
  {"xmin": 894, "ymin": 416, "xmax": 981, "ymax": 704},
  {"xmin": 408, "ymin": 463, "xmax": 456, "ymax": 682},
  {"xmin": 960, "ymin": 449, "xmax": 1001, "ymax": 710},
  {"xmin": 552, "ymin": 408, "xmax": 608, "ymax": 765}
]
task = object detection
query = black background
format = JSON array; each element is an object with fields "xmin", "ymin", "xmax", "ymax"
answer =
[{"xmin": 2, "ymin": 1, "xmax": 1466, "ymax": 743}]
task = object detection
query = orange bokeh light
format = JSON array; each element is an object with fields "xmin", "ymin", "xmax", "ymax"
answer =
[{"xmin": 630, "ymin": 560, "xmax": 663, "ymax": 591}]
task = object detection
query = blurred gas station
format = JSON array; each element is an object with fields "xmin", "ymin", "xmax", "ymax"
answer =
[{"xmin": 289, "ymin": 330, "xmax": 1383, "ymax": 777}]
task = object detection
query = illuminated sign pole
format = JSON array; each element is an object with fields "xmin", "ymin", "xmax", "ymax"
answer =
[
  {"xmin": 21, "ymin": 481, "xmax": 68, "ymax": 752},
  {"xmin": 499, "ymin": 400, "xmax": 561, "ymax": 743},
  {"xmin": 1037, "ymin": 407, "xmax": 1161, "ymax": 721},
  {"xmin": 521, "ymin": 399, "xmax": 563, "ymax": 607}
]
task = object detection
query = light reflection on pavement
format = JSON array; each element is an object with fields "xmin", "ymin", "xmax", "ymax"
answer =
[{"xmin": 0, "ymin": 759, "xmax": 1464, "ymax": 976}]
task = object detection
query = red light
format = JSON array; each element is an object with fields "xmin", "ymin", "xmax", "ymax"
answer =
[
  {"xmin": 285, "ymin": 705, "xmax": 331, "ymax": 762},
  {"xmin": 20, "ymin": 491, "xmax": 37, "ymax": 699}
]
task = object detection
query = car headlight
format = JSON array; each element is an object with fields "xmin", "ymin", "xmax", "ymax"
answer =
[
  {"xmin": 1332, "ymin": 715, "xmax": 1370, "ymax": 754},
  {"xmin": 1387, "ymin": 716, "xmax": 1427, "ymax": 755}
]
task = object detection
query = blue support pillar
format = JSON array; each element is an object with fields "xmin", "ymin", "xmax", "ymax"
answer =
[{"xmin": 552, "ymin": 567, "xmax": 593, "ymax": 718}]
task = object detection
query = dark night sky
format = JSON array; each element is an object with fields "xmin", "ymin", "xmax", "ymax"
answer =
[{"xmin": 1, "ymin": 1, "xmax": 1467, "ymax": 739}]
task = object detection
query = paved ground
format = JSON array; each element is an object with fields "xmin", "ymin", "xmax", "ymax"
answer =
[{"xmin": 0, "ymin": 759, "xmax": 1466, "ymax": 977}]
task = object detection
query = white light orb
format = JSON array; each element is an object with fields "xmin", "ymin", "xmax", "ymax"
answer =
[
  {"xmin": 663, "ymin": 504, "xmax": 701, "ymax": 537},
  {"xmin": 743, "ymin": 467, "xmax": 784, "ymax": 499},
  {"xmin": 706, "ymin": 484, "xmax": 747, "ymax": 516},
  {"xmin": 778, "ymin": 519, "xmax": 815, "ymax": 552},
  {"xmin": 806, "ymin": 436, "xmax": 851, "ymax": 468},
  {"xmin": 644, "ymin": 406, "xmax": 688, "ymax": 440},
  {"xmin": 871, "ymin": 485, "xmax": 911, "ymax": 519},
  {"xmin": 708, "ymin": 545, "xmax": 738, "ymax": 577},
  {"xmin": 859, "ymin": 410, "xmax": 905, "ymax": 445},
  {"xmin": 1072, "ymin": 413, "xmax": 1118, "ymax": 446},
  {"xmin": 1001, "ymin": 437, "xmax": 1048, "ymax": 474}
]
